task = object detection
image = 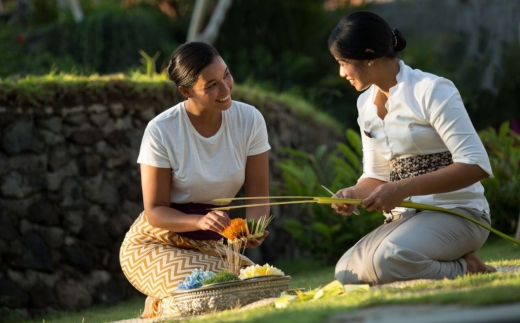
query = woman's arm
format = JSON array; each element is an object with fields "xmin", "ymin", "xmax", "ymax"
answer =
[
  {"xmin": 141, "ymin": 164, "xmax": 230, "ymax": 232},
  {"xmin": 242, "ymin": 151, "xmax": 270, "ymax": 248},
  {"xmin": 362, "ymin": 162, "xmax": 487, "ymax": 212},
  {"xmin": 244, "ymin": 151, "xmax": 270, "ymax": 220}
]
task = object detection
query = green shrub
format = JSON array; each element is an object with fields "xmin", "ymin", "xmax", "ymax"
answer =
[
  {"xmin": 274, "ymin": 129, "xmax": 381, "ymax": 264},
  {"xmin": 0, "ymin": 4, "xmax": 180, "ymax": 78},
  {"xmin": 479, "ymin": 121, "xmax": 520, "ymax": 234}
]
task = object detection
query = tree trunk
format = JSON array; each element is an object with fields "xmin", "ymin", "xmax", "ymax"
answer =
[
  {"xmin": 187, "ymin": 0, "xmax": 233, "ymax": 44},
  {"xmin": 66, "ymin": 0, "xmax": 84, "ymax": 23},
  {"xmin": 187, "ymin": 0, "xmax": 209, "ymax": 42}
]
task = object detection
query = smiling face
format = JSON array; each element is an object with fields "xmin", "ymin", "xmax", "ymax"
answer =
[
  {"xmin": 180, "ymin": 55, "xmax": 234, "ymax": 112},
  {"xmin": 334, "ymin": 56, "xmax": 372, "ymax": 92}
]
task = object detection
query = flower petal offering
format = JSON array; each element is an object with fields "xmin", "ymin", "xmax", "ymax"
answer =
[
  {"xmin": 220, "ymin": 218, "xmax": 248, "ymax": 242},
  {"xmin": 239, "ymin": 263, "xmax": 285, "ymax": 279},
  {"xmin": 177, "ymin": 269, "xmax": 215, "ymax": 290},
  {"xmin": 220, "ymin": 215, "xmax": 274, "ymax": 243}
]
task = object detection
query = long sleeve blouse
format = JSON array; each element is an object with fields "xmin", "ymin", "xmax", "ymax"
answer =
[{"xmin": 357, "ymin": 60, "xmax": 492, "ymax": 213}]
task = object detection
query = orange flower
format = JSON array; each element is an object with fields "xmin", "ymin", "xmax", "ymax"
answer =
[{"xmin": 220, "ymin": 218, "xmax": 248, "ymax": 240}]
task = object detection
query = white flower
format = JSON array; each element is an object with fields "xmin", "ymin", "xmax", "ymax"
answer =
[{"xmin": 239, "ymin": 263, "xmax": 284, "ymax": 279}]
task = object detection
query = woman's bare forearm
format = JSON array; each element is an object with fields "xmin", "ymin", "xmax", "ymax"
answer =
[{"xmin": 394, "ymin": 163, "xmax": 489, "ymax": 198}]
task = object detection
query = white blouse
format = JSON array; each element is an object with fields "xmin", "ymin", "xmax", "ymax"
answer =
[{"xmin": 356, "ymin": 60, "xmax": 492, "ymax": 213}]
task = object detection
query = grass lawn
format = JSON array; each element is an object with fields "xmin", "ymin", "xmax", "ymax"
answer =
[{"xmin": 20, "ymin": 236, "xmax": 520, "ymax": 323}]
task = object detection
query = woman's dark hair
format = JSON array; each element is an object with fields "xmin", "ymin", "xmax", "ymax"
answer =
[
  {"xmin": 166, "ymin": 42, "xmax": 220, "ymax": 88},
  {"xmin": 328, "ymin": 11, "xmax": 407, "ymax": 61}
]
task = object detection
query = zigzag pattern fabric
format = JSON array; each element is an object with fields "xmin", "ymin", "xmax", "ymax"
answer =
[{"xmin": 120, "ymin": 212, "xmax": 254, "ymax": 317}]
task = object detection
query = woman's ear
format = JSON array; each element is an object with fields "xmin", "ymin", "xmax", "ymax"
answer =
[
  {"xmin": 364, "ymin": 49, "xmax": 375, "ymax": 67},
  {"xmin": 178, "ymin": 86, "xmax": 192, "ymax": 98}
]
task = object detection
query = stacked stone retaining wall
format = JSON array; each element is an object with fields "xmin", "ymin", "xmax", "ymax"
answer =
[{"xmin": 0, "ymin": 88, "xmax": 342, "ymax": 318}]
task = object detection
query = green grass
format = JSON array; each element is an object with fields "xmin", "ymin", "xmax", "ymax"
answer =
[{"xmin": 20, "ymin": 237, "xmax": 520, "ymax": 323}]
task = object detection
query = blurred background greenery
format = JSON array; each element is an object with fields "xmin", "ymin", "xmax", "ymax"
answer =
[
  {"xmin": 2, "ymin": 0, "xmax": 519, "ymax": 130},
  {"xmin": 1, "ymin": 0, "xmax": 519, "ymax": 263}
]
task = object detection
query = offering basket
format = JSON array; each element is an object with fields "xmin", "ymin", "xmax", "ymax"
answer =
[{"xmin": 172, "ymin": 275, "xmax": 291, "ymax": 316}]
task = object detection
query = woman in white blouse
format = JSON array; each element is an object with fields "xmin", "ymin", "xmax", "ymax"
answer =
[{"xmin": 328, "ymin": 11, "xmax": 496, "ymax": 285}]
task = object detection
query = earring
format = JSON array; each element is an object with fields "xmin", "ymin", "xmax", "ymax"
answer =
[{"xmin": 368, "ymin": 62, "xmax": 372, "ymax": 67}]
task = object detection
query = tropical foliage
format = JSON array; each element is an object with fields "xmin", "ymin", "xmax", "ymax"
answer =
[
  {"xmin": 274, "ymin": 129, "xmax": 381, "ymax": 264},
  {"xmin": 277, "ymin": 122, "xmax": 520, "ymax": 262},
  {"xmin": 479, "ymin": 121, "xmax": 520, "ymax": 235}
]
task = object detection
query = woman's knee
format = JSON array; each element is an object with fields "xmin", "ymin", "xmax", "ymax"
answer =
[
  {"xmin": 372, "ymin": 241, "xmax": 431, "ymax": 284},
  {"xmin": 334, "ymin": 250, "xmax": 363, "ymax": 284}
]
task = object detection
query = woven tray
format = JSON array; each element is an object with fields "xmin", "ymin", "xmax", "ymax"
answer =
[{"xmin": 171, "ymin": 275, "xmax": 291, "ymax": 316}]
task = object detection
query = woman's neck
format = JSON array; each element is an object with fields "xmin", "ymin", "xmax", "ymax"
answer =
[
  {"xmin": 184, "ymin": 100, "xmax": 222, "ymax": 137},
  {"xmin": 375, "ymin": 58, "xmax": 400, "ymax": 95}
]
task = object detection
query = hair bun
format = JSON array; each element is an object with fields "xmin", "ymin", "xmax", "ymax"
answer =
[{"xmin": 392, "ymin": 28, "xmax": 407, "ymax": 52}]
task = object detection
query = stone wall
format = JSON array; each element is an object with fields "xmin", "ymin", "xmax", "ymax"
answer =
[{"xmin": 0, "ymin": 86, "xmax": 342, "ymax": 318}]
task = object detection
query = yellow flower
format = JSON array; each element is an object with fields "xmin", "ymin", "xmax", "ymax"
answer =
[{"xmin": 239, "ymin": 264, "xmax": 284, "ymax": 279}]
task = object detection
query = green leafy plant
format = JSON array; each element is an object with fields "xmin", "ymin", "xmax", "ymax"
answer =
[
  {"xmin": 139, "ymin": 50, "xmax": 161, "ymax": 77},
  {"xmin": 275, "ymin": 129, "xmax": 381, "ymax": 264},
  {"xmin": 479, "ymin": 121, "xmax": 520, "ymax": 234}
]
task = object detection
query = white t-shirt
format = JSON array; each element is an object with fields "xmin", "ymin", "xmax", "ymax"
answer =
[
  {"xmin": 137, "ymin": 100, "xmax": 271, "ymax": 205},
  {"xmin": 357, "ymin": 60, "xmax": 492, "ymax": 213}
]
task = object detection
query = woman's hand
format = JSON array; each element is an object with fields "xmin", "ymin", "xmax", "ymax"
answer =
[
  {"xmin": 243, "ymin": 231, "xmax": 269, "ymax": 249},
  {"xmin": 331, "ymin": 187, "xmax": 360, "ymax": 216},
  {"xmin": 197, "ymin": 211, "xmax": 231, "ymax": 233},
  {"xmin": 362, "ymin": 182, "xmax": 406, "ymax": 212}
]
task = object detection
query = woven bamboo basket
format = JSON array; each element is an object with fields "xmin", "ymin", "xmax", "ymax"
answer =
[{"xmin": 172, "ymin": 275, "xmax": 291, "ymax": 316}]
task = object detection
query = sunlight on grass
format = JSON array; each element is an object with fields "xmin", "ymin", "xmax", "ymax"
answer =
[
  {"xmin": 21, "ymin": 235, "xmax": 519, "ymax": 323},
  {"xmin": 21, "ymin": 297, "xmax": 145, "ymax": 323}
]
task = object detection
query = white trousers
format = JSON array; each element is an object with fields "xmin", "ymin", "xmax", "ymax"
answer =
[{"xmin": 334, "ymin": 208, "xmax": 491, "ymax": 285}]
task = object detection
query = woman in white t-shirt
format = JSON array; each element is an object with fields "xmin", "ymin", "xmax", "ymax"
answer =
[
  {"xmin": 119, "ymin": 42, "xmax": 271, "ymax": 318},
  {"xmin": 327, "ymin": 11, "xmax": 496, "ymax": 285}
]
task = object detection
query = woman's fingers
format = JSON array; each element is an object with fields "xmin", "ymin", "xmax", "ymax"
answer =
[
  {"xmin": 244, "ymin": 230, "xmax": 269, "ymax": 248},
  {"xmin": 331, "ymin": 187, "xmax": 360, "ymax": 216},
  {"xmin": 201, "ymin": 211, "xmax": 230, "ymax": 232}
]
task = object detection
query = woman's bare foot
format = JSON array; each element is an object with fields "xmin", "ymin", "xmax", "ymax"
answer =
[
  {"xmin": 141, "ymin": 295, "xmax": 156, "ymax": 319},
  {"xmin": 463, "ymin": 251, "xmax": 497, "ymax": 275}
]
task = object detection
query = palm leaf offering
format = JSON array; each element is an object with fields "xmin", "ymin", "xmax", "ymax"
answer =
[
  {"xmin": 211, "ymin": 196, "xmax": 520, "ymax": 246},
  {"xmin": 274, "ymin": 280, "xmax": 369, "ymax": 308},
  {"xmin": 247, "ymin": 214, "xmax": 275, "ymax": 239},
  {"xmin": 217, "ymin": 215, "xmax": 275, "ymax": 274},
  {"xmin": 219, "ymin": 215, "xmax": 274, "ymax": 243}
]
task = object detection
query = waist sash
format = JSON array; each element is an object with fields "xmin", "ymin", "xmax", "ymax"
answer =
[{"xmin": 389, "ymin": 151, "xmax": 453, "ymax": 182}]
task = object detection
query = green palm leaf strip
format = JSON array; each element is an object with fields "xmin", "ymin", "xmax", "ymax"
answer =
[
  {"xmin": 211, "ymin": 199, "xmax": 317, "ymax": 211},
  {"xmin": 211, "ymin": 196, "xmax": 520, "ymax": 246}
]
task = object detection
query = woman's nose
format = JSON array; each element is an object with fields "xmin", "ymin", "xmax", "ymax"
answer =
[{"xmin": 339, "ymin": 66, "xmax": 346, "ymax": 78}]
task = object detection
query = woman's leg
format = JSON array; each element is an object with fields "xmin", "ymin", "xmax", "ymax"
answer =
[
  {"xmin": 120, "ymin": 213, "xmax": 233, "ymax": 317},
  {"xmin": 141, "ymin": 295, "xmax": 158, "ymax": 319},
  {"xmin": 372, "ymin": 208, "xmax": 491, "ymax": 284},
  {"xmin": 335, "ymin": 208, "xmax": 494, "ymax": 285}
]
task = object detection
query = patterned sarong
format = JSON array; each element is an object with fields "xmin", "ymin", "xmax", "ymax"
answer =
[
  {"xmin": 119, "ymin": 211, "xmax": 254, "ymax": 317},
  {"xmin": 389, "ymin": 151, "xmax": 453, "ymax": 182}
]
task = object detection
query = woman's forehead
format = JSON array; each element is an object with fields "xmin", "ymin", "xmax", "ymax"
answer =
[{"xmin": 196, "ymin": 56, "xmax": 227, "ymax": 82}]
